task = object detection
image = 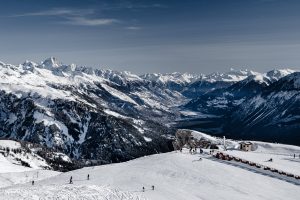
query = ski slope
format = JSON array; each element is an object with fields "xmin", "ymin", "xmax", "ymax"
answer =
[
  {"xmin": 1, "ymin": 149, "xmax": 299, "ymax": 200},
  {"xmin": 0, "ymin": 148, "xmax": 60, "ymax": 188},
  {"xmin": 0, "ymin": 140, "xmax": 60, "ymax": 188},
  {"xmin": 225, "ymin": 142, "xmax": 300, "ymax": 175},
  {"xmin": 0, "ymin": 170, "xmax": 60, "ymax": 188},
  {"xmin": 1, "ymin": 131, "xmax": 300, "ymax": 200},
  {"xmin": 189, "ymin": 130, "xmax": 300, "ymax": 175},
  {"xmin": 0, "ymin": 185, "xmax": 146, "ymax": 200},
  {"xmin": 0, "ymin": 153, "xmax": 33, "ymax": 173}
]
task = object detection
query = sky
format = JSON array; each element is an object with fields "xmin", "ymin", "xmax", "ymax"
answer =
[{"xmin": 1, "ymin": 0, "xmax": 300, "ymax": 74}]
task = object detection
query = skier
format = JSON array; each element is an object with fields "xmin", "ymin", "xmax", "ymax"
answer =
[
  {"xmin": 87, "ymin": 174, "xmax": 90, "ymax": 180},
  {"xmin": 142, "ymin": 187, "xmax": 145, "ymax": 192},
  {"xmin": 69, "ymin": 176, "xmax": 73, "ymax": 184},
  {"xmin": 32, "ymin": 180, "xmax": 34, "ymax": 186},
  {"xmin": 152, "ymin": 185, "xmax": 155, "ymax": 190},
  {"xmin": 200, "ymin": 149, "xmax": 203, "ymax": 154}
]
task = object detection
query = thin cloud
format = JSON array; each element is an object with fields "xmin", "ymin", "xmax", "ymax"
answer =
[
  {"xmin": 63, "ymin": 17, "xmax": 119, "ymax": 26},
  {"xmin": 10, "ymin": 8, "xmax": 118, "ymax": 26},
  {"xmin": 10, "ymin": 3, "xmax": 166, "ymax": 18},
  {"xmin": 100, "ymin": 2, "xmax": 167, "ymax": 10},
  {"xmin": 126, "ymin": 26, "xmax": 141, "ymax": 30},
  {"xmin": 10, "ymin": 8, "xmax": 94, "ymax": 17},
  {"xmin": 118, "ymin": 3, "xmax": 166, "ymax": 9}
]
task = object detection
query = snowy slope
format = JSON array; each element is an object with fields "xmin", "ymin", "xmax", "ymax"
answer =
[
  {"xmin": 1, "ymin": 138, "xmax": 299, "ymax": 200},
  {"xmin": 0, "ymin": 140, "xmax": 60, "ymax": 188},
  {"xmin": 0, "ymin": 185, "xmax": 146, "ymax": 200},
  {"xmin": 190, "ymin": 130, "xmax": 300, "ymax": 176},
  {"xmin": 0, "ymin": 140, "xmax": 50, "ymax": 172},
  {"xmin": 0, "ymin": 139, "xmax": 75, "ymax": 174},
  {"xmin": 0, "ymin": 153, "xmax": 34, "ymax": 173},
  {"xmin": 0, "ymin": 170, "xmax": 60, "ymax": 188},
  {"xmin": 225, "ymin": 142, "xmax": 300, "ymax": 175}
]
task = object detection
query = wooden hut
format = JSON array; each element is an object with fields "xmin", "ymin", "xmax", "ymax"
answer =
[{"xmin": 240, "ymin": 142, "xmax": 253, "ymax": 151}]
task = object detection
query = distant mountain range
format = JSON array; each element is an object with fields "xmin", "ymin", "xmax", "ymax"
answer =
[
  {"xmin": 181, "ymin": 69, "xmax": 300, "ymax": 145},
  {"xmin": 0, "ymin": 57, "xmax": 299, "ymax": 165}
]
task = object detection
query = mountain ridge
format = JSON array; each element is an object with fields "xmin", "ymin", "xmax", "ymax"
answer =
[{"xmin": 0, "ymin": 57, "xmax": 299, "ymax": 166}]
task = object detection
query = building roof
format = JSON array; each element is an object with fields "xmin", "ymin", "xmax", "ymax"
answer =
[{"xmin": 240, "ymin": 141, "xmax": 253, "ymax": 145}]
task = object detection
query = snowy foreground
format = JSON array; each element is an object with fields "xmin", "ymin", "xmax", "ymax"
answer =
[{"xmin": 1, "ymin": 133, "xmax": 300, "ymax": 200}]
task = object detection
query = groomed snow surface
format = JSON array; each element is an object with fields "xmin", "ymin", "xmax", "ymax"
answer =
[
  {"xmin": 1, "ymin": 185, "xmax": 146, "ymax": 200},
  {"xmin": 1, "ymin": 133, "xmax": 300, "ymax": 200}
]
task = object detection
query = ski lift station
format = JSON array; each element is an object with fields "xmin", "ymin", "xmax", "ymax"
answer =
[{"xmin": 240, "ymin": 142, "xmax": 253, "ymax": 151}]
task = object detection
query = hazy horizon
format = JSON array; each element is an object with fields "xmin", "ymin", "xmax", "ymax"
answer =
[{"xmin": 2, "ymin": 56, "xmax": 299, "ymax": 76}]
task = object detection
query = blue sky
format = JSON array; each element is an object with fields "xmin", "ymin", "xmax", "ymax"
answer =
[{"xmin": 1, "ymin": 0, "xmax": 300, "ymax": 74}]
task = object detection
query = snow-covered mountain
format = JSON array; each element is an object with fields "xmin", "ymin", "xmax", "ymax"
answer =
[
  {"xmin": 0, "ymin": 57, "xmax": 299, "ymax": 165},
  {"xmin": 182, "ymin": 70, "xmax": 300, "ymax": 145},
  {"xmin": 0, "ymin": 57, "xmax": 180, "ymax": 164},
  {"xmin": 204, "ymin": 68, "xmax": 259, "ymax": 82}
]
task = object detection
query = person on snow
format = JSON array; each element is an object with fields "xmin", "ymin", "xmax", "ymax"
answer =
[
  {"xmin": 152, "ymin": 185, "xmax": 155, "ymax": 190},
  {"xmin": 87, "ymin": 174, "xmax": 90, "ymax": 180},
  {"xmin": 268, "ymin": 158, "xmax": 273, "ymax": 162},
  {"xmin": 69, "ymin": 176, "xmax": 73, "ymax": 184},
  {"xmin": 294, "ymin": 154, "xmax": 296, "ymax": 158},
  {"xmin": 32, "ymin": 180, "xmax": 34, "ymax": 186},
  {"xmin": 142, "ymin": 187, "xmax": 145, "ymax": 192}
]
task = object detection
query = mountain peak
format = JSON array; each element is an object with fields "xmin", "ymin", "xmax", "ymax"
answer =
[
  {"xmin": 281, "ymin": 71, "xmax": 300, "ymax": 89},
  {"xmin": 266, "ymin": 68, "xmax": 296, "ymax": 82},
  {"xmin": 0, "ymin": 61, "xmax": 5, "ymax": 66},
  {"xmin": 22, "ymin": 60, "xmax": 38, "ymax": 67},
  {"xmin": 41, "ymin": 57, "xmax": 61, "ymax": 68}
]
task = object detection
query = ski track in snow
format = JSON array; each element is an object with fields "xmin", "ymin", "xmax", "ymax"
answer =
[{"xmin": 0, "ymin": 185, "xmax": 146, "ymax": 200}]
